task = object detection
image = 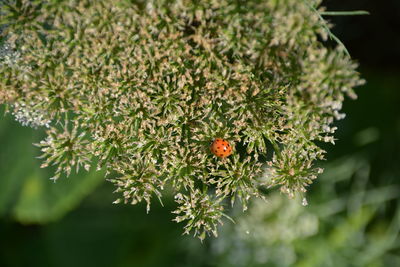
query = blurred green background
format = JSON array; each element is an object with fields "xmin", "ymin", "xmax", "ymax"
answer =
[{"xmin": 1, "ymin": 0, "xmax": 399, "ymax": 266}]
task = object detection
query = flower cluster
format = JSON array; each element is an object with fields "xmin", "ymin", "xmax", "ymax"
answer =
[
  {"xmin": 36, "ymin": 122, "xmax": 92, "ymax": 181},
  {"xmin": 0, "ymin": 0, "xmax": 364, "ymax": 239},
  {"xmin": 173, "ymin": 190, "xmax": 230, "ymax": 241}
]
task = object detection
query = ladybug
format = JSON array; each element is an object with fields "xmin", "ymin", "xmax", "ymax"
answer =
[{"xmin": 210, "ymin": 138, "xmax": 233, "ymax": 158}]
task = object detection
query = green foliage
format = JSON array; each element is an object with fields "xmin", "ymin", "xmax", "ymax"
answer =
[
  {"xmin": 0, "ymin": 0, "xmax": 364, "ymax": 239},
  {"xmin": 212, "ymin": 155, "xmax": 400, "ymax": 267}
]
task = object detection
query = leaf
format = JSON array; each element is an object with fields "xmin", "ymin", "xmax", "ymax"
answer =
[{"xmin": 13, "ymin": 165, "xmax": 104, "ymax": 223}]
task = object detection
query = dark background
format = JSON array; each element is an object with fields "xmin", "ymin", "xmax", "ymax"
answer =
[
  {"xmin": 324, "ymin": 0, "xmax": 400, "ymax": 71},
  {"xmin": 323, "ymin": 0, "xmax": 400, "ymax": 190},
  {"xmin": 0, "ymin": 0, "xmax": 399, "ymax": 266}
]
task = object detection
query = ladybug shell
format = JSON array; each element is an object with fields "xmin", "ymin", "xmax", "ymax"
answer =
[{"xmin": 210, "ymin": 138, "xmax": 232, "ymax": 158}]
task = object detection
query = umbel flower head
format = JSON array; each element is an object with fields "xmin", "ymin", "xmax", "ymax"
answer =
[{"xmin": 0, "ymin": 0, "xmax": 364, "ymax": 240}]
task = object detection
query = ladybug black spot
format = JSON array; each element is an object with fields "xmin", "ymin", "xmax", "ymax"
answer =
[{"xmin": 219, "ymin": 154, "xmax": 223, "ymax": 157}]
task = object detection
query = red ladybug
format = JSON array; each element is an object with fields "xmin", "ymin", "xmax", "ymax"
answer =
[{"xmin": 210, "ymin": 138, "xmax": 232, "ymax": 158}]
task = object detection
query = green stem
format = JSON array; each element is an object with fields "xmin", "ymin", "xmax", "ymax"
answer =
[
  {"xmin": 321, "ymin": 11, "xmax": 369, "ymax": 16},
  {"xmin": 270, "ymin": 140, "xmax": 281, "ymax": 158}
]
